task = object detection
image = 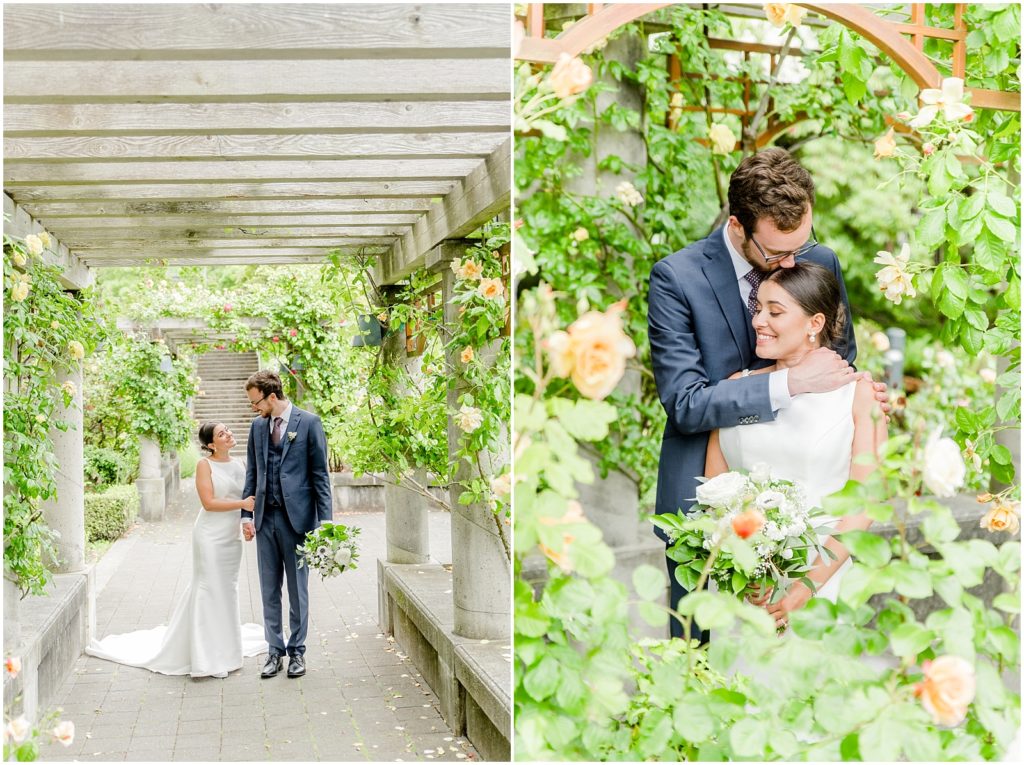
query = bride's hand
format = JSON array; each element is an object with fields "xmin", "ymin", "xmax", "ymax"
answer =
[
  {"xmin": 746, "ymin": 584, "xmax": 773, "ymax": 607},
  {"xmin": 765, "ymin": 584, "xmax": 812, "ymax": 629},
  {"xmin": 240, "ymin": 495, "xmax": 256, "ymax": 512}
]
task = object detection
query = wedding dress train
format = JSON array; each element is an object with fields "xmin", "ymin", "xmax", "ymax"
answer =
[{"xmin": 86, "ymin": 458, "xmax": 267, "ymax": 677}]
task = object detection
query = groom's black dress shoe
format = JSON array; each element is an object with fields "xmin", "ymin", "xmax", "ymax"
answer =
[
  {"xmin": 287, "ymin": 654, "xmax": 306, "ymax": 678},
  {"xmin": 261, "ymin": 654, "xmax": 284, "ymax": 678}
]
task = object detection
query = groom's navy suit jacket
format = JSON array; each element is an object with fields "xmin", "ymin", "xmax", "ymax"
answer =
[
  {"xmin": 647, "ymin": 226, "xmax": 857, "ymax": 536},
  {"xmin": 242, "ymin": 406, "xmax": 333, "ymax": 535}
]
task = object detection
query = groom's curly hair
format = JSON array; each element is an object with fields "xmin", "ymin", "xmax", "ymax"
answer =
[
  {"xmin": 245, "ymin": 370, "xmax": 286, "ymax": 400},
  {"xmin": 728, "ymin": 148, "xmax": 815, "ymax": 238}
]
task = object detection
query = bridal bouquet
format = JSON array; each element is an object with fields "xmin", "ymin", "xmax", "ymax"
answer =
[
  {"xmin": 653, "ymin": 464, "xmax": 832, "ymax": 603},
  {"xmin": 297, "ymin": 522, "xmax": 361, "ymax": 578}
]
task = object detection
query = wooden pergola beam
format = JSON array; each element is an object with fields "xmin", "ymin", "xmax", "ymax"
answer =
[{"xmin": 375, "ymin": 137, "xmax": 511, "ymax": 286}]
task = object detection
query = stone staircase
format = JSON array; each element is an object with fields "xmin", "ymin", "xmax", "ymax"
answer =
[{"xmin": 193, "ymin": 350, "xmax": 260, "ymax": 457}]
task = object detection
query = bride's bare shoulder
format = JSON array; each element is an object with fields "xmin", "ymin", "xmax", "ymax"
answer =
[{"xmin": 726, "ymin": 367, "xmax": 772, "ymax": 380}]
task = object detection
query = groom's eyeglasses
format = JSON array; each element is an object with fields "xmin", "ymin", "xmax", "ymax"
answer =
[
  {"xmin": 751, "ymin": 227, "xmax": 818, "ymax": 265},
  {"xmin": 249, "ymin": 395, "xmax": 267, "ymax": 409}
]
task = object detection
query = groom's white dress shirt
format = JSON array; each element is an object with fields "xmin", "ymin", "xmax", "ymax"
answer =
[{"xmin": 722, "ymin": 226, "xmax": 792, "ymax": 413}]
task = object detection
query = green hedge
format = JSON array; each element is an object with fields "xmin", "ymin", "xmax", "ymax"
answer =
[
  {"xmin": 84, "ymin": 445, "xmax": 137, "ymax": 488},
  {"xmin": 84, "ymin": 485, "xmax": 139, "ymax": 542}
]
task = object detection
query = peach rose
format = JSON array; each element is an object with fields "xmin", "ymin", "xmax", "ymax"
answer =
[
  {"xmin": 732, "ymin": 509, "xmax": 765, "ymax": 539},
  {"xmin": 548, "ymin": 53, "xmax": 592, "ymax": 99},
  {"xmin": 490, "ymin": 472, "xmax": 511, "ymax": 498},
  {"xmin": 981, "ymin": 502, "xmax": 1020, "ymax": 534},
  {"xmin": 547, "ymin": 302, "xmax": 636, "ymax": 400},
  {"xmin": 461, "ymin": 346, "xmax": 474, "ymax": 364},
  {"xmin": 572, "ymin": 227, "xmax": 589, "ymax": 242},
  {"xmin": 478, "ymin": 278, "xmax": 504, "ymax": 300},
  {"xmin": 457, "ymin": 259, "xmax": 483, "ymax": 281},
  {"xmin": 915, "ymin": 655, "xmax": 975, "ymax": 727},
  {"xmin": 52, "ymin": 721, "xmax": 75, "ymax": 747},
  {"xmin": 763, "ymin": 3, "xmax": 788, "ymax": 26},
  {"xmin": 874, "ymin": 128, "xmax": 897, "ymax": 159}
]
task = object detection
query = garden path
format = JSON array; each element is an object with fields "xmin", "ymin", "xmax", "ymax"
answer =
[{"xmin": 36, "ymin": 479, "xmax": 474, "ymax": 762}]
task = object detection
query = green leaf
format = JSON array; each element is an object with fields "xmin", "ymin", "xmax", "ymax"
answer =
[
  {"xmin": 549, "ymin": 397, "xmax": 618, "ymax": 441},
  {"xmin": 523, "ymin": 655, "xmax": 561, "ymax": 701},
  {"xmin": 838, "ymin": 530, "xmax": 891, "ymax": 568},
  {"xmin": 632, "ymin": 564, "xmax": 667, "ymax": 601},
  {"xmin": 992, "ymin": 592, "xmax": 1020, "ymax": 613},
  {"xmin": 532, "ymin": 119, "xmax": 567, "ymax": 142},
  {"xmin": 729, "ymin": 717, "xmax": 769, "ymax": 758},
  {"xmin": 722, "ymin": 534, "xmax": 758, "ymax": 575},
  {"xmin": 638, "ymin": 709, "xmax": 673, "ymax": 759},
  {"xmin": 986, "ymin": 213, "xmax": 1018, "ymax": 243},
  {"xmin": 890, "ymin": 560, "xmax": 933, "ymax": 599},
  {"xmin": 789, "ymin": 597, "xmax": 837, "ymax": 640},
  {"xmin": 838, "ymin": 562, "xmax": 895, "ymax": 609},
  {"xmin": 921, "ymin": 508, "xmax": 961, "ymax": 545},
  {"xmin": 916, "ymin": 206, "xmax": 947, "ymax": 248},
  {"xmin": 638, "ymin": 600, "xmax": 668, "ymax": 627},
  {"xmin": 859, "ymin": 716, "xmax": 904, "ymax": 761},
  {"xmin": 987, "ymin": 191, "xmax": 1016, "ymax": 219},
  {"xmin": 673, "ymin": 693, "xmax": 716, "ymax": 743},
  {"xmin": 985, "ymin": 625, "xmax": 1020, "ymax": 662},
  {"xmin": 889, "ymin": 621, "xmax": 936, "ymax": 659}
]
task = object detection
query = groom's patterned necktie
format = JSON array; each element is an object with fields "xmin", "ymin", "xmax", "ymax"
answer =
[
  {"xmin": 271, "ymin": 416, "xmax": 283, "ymax": 446},
  {"xmin": 744, "ymin": 269, "xmax": 765, "ymax": 318}
]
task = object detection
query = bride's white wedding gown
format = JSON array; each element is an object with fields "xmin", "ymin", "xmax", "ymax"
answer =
[
  {"xmin": 719, "ymin": 380, "xmax": 858, "ymax": 602},
  {"xmin": 86, "ymin": 458, "xmax": 267, "ymax": 677}
]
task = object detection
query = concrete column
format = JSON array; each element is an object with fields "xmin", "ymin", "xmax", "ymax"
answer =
[
  {"xmin": 136, "ymin": 436, "xmax": 165, "ymax": 521},
  {"xmin": 380, "ymin": 289, "xmax": 430, "ymax": 564},
  {"xmin": 41, "ymin": 367, "xmax": 85, "ymax": 573},
  {"xmin": 441, "ymin": 260, "xmax": 511, "ymax": 640},
  {"xmin": 4, "ymin": 578, "xmax": 19, "ymax": 648}
]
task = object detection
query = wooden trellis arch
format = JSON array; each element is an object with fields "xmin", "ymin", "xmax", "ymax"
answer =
[{"xmin": 518, "ymin": 3, "xmax": 1021, "ymax": 113}]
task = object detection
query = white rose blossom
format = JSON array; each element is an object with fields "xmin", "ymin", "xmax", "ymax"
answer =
[
  {"xmin": 695, "ymin": 472, "xmax": 748, "ymax": 509},
  {"xmin": 910, "ymin": 77, "xmax": 974, "ymax": 128},
  {"xmin": 874, "ymin": 243, "xmax": 917, "ymax": 305},
  {"xmin": 615, "ymin": 181, "xmax": 644, "ymax": 208},
  {"xmin": 922, "ymin": 429, "xmax": 967, "ymax": 498},
  {"xmin": 748, "ymin": 462, "xmax": 772, "ymax": 483},
  {"xmin": 755, "ymin": 490, "xmax": 786, "ymax": 510},
  {"xmin": 456, "ymin": 405, "xmax": 484, "ymax": 433}
]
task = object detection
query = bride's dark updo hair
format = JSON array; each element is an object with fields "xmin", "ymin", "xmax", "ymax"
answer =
[
  {"xmin": 765, "ymin": 262, "xmax": 847, "ymax": 351},
  {"xmin": 198, "ymin": 422, "xmax": 219, "ymax": 455}
]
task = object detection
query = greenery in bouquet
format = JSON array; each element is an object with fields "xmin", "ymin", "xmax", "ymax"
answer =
[
  {"xmin": 297, "ymin": 522, "xmax": 361, "ymax": 579},
  {"xmin": 653, "ymin": 467, "xmax": 832, "ymax": 601}
]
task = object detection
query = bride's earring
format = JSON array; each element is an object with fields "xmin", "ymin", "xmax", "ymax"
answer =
[{"xmin": 808, "ymin": 331, "xmax": 817, "ymax": 343}]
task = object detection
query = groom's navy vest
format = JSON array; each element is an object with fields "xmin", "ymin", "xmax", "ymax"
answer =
[{"xmin": 266, "ymin": 427, "xmax": 286, "ymax": 509}]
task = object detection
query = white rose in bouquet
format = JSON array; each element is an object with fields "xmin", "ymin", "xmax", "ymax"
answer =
[
  {"xmin": 749, "ymin": 462, "xmax": 772, "ymax": 483},
  {"xmin": 334, "ymin": 547, "xmax": 352, "ymax": 567},
  {"xmin": 755, "ymin": 490, "xmax": 786, "ymax": 510},
  {"xmin": 696, "ymin": 472, "xmax": 748, "ymax": 508}
]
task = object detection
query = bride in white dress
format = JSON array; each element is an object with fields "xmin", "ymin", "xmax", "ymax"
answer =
[
  {"xmin": 86, "ymin": 422, "xmax": 267, "ymax": 678},
  {"xmin": 704, "ymin": 262, "xmax": 888, "ymax": 629}
]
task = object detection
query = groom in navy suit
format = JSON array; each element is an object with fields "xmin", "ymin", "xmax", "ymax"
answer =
[
  {"xmin": 242, "ymin": 370, "xmax": 333, "ymax": 677},
  {"xmin": 648, "ymin": 148, "xmax": 874, "ymax": 640}
]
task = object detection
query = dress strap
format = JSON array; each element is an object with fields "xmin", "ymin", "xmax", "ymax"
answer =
[{"xmin": 741, "ymin": 369, "xmax": 751, "ymax": 377}]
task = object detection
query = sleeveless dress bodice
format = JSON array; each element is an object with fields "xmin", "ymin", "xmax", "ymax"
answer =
[{"xmin": 719, "ymin": 380, "xmax": 858, "ymax": 601}]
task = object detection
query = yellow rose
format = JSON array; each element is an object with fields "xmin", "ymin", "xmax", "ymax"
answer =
[
  {"xmin": 549, "ymin": 301, "xmax": 637, "ymax": 400},
  {"xmin": 980, "ymin": 502, "xmax": 1020, "ymax": 534},
  {"xmin": 478, "ymin": 278, "xmax": 505, "ymax": 300},
  {"xmin": 874, "ymin": 128, "xmax": 897, "ymax": 159},
  {"xmin": 12, "ymin": 250, "xmax": 26, "ymax": 268},
  {"xmin": 10, "ymin": 282, "xmax": 30, "ymax": 302},
  {"xmin": 709, "ymin": 123, "xmax": 738, "ymax": 155},
  {"xmin": 61, "ymin": 381, "xmax": 77, "ymax": 398},
  {"xmin": 764, "ymin": 3, "xmax": 789, "ymax": 26},
  {"xmin": 915, "ymin": 655, "xmax": 976, "ymax": 727},
  {"xmin": 490, "ymin": 472, "xmax": 511, "ymax": 498},
  {"xmin": 870, "ymin": 331, "xmax": 891, "ymax": 352},
  {"xmin": 784, "ymin": 4, "xmax": 806, "ymax": 26},
  {"xmin": 35, "ymin": 414, "xmax": 46, "ymax": 424},
  {"xmin": 68, "ymin": 341, "xmax": 85, "ymax": 360},
  {"xmin": 548, "ymin": 53, "xmax": 593, "ymax": 99},
  {"xmin": 457, "ymin": 259, "xmax": 483, "ymax": 281},
  {"xmin": 38, "ymin": 231, "xmax": 52, "ymax": 249},
  {"xmin": 461, "ymin": 346, "xmax": 474, "ymax": 364},
  {"xmin": 572, "ymin": 228, "xmax": 589, "ymax": 242},
  {"xmin": 24, "ymin": 234, "xmax": 43, "ymax": 257}
]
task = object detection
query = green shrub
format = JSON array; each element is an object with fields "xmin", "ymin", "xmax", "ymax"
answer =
[
  {"xmin": 178, "ymin": 442, "xmax": 201, "ymax": 479},
  {"xmin": 84, "ymin": 485, "xmax": 139, "ymax": 542},
  {"xmin": 83, "ymin": 445, "xmax": 137, "ymax": 488}
]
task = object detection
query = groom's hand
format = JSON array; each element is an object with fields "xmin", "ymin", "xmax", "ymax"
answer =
[
  {"xmin": 788, "ymin": 347, "xmax": 855, "ymax": 395},
  {"xmin": 242, "ymin": 520, "xmax": 255, "ymax": 542}
]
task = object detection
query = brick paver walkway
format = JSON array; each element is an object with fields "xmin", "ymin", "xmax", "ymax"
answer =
[{"xmin": 38, "ymin": 480, "xmax": 476, "ymax": 762}]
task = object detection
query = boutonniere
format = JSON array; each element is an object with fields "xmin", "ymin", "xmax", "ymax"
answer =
[{"xmin": 287, "ymin": 431, "xmax": 298, "ymax": 442}]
